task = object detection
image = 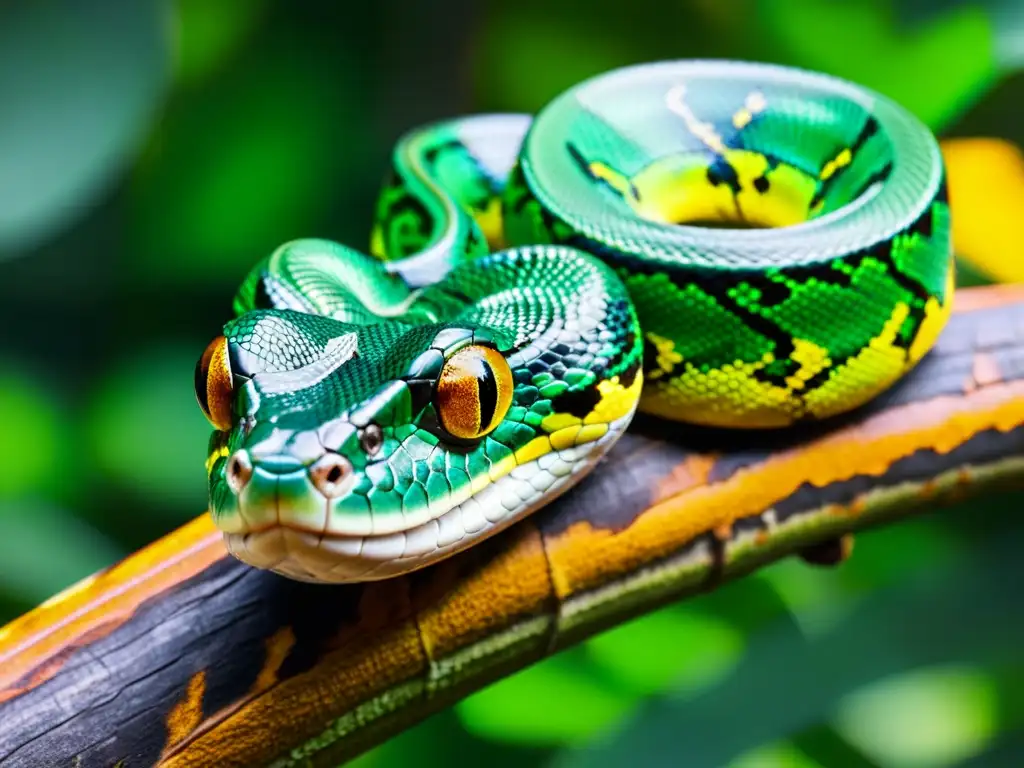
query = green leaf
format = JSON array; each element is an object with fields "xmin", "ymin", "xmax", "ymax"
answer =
[
  {"xmin": 756, "ymin": 0, "xmax": 997, "ymax": 131},
  {"xmin": 456, "ymin": 648, "xmax": 636, "ymax": 746},
  {"xmin": 0, "ymin": 366, "xmax": 65, "ymax": 500},
  {"xmin": 728, "ymin": 740, "xmax": 825, "ymax": 768},
  {"xmin": 757, "ymin": 519, "xmax": 958, "ymax": 636},
  {"xmin": 896, "ymin": 0, "xmax": 1024, "ymax": 69},
  {"xmin": 834, "ymin": 666, "xmax": 999, "ymax": 767},
  {"xmin": 0, "ymin": 0, "xmax": 172, "ymax": 257},
  {"xmin": 84, "ymin": 344, "xmax": 210, "ymax": 513},
  {"xmin": 585, "ymin": 606, "xmax": 744, "ymax": 698},
  {"xmin": 753, "ymin": 558, "xmax": 856, "ymax": 638}
]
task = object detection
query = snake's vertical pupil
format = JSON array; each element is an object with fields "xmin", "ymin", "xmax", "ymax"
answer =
[
  {"xmin": 195, "ymin": 336, "xmax": 235, "ymax": 431},
  {"xmin": 477, "ymin": 360, "xmax": 499, "ymax": 431},
  {"xmin": 436, "ymin": 345, "xmax": 514, "ymax": 440}
]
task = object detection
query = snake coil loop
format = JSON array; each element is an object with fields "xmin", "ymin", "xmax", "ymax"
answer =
[{"xmin": 197, "ymin": 60, "xmax": 952, "ymax": 583}]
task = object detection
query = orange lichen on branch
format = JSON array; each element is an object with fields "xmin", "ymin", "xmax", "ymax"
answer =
[
  {"xmin": 161, "ymin": 626, "xmax": 298, "ymax": 761},
  {"xmin": 0, "ymin": 515, "xmax": 224, "ymax": 697},
  {"xmin": 163, "ymin": 671, "xmax": 207, "ymax": 755},
  {"xmin": 158, "ymin": 530, "xmax": 559, "ymax": 766},
  {"xmin": 653, "ymin": 453, "xmax": 718, "ymax": 506},
  {"xmin": 161, "ymin": 580, "xmax": 427, "ymax": 768},
  {"xmin": 544, "ymin": 378, "xmax": 1024, "ymax": 597},
  {"xmin": 252, "ymin": 627, "xmax": 297, "ymax": 694},
  {"xmin": 414, "ymin": 524, "xmax": 555, "ymax": 661}
]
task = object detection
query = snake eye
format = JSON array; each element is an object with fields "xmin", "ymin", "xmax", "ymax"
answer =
[
  {"xmin": 436, "ymin": 345, "xmax": 514, "ymax": 440},
  {"xmin": 195, "ymin": 336, "xmax": 235, "ymax": 431}
]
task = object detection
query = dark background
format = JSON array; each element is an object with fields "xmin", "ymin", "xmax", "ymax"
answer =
[{"xmin": 1, "ymin": 1, "xmax": 1023, "ymax": 766}]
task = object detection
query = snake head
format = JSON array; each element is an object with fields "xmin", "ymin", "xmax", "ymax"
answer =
[
  {"xmin": 194, "ymin": 246, "xmax": 644, "ymax": 583},
  {"xmin": 196, "ymin": 310, "xmax": 511, "ymax": 582}
]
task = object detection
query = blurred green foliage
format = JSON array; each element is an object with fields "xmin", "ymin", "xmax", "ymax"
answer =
[
  {"xmin": 0, "ymin": 1, "xmax": 1022, "ymax": 766},
  {"xmin": 0, "ymin": 0, "xmax": 170, "ymax": 256},
  {"xmin": 0, "ymin": 365, "xmax": 66, "ymax": 499}
]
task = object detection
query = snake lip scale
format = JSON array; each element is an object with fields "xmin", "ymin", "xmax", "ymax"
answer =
[
  {"xmin": 196, "ymin": 59, "xmax": 953, "ymax": 583},
  {"xmin": 224, "ymin": 410, "xmax": 633, "ymax": 583}
]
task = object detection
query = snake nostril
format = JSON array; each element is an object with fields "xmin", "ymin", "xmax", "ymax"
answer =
[
  {"xmin": 225, "ymin": 450, "xmax": 253, "ymax": 495},
  {"xmin": 309, "ymin": 453, "xmax": 353, "ymax": 498}
]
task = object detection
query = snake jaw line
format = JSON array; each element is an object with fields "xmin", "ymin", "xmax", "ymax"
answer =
[{"xmin": 224, "ymin": 410, "xmax": 634, "ymax": 583}]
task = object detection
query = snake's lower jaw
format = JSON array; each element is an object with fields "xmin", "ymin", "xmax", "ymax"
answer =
[{"xmin": 220, "ymin": 411, "xmax": 634, "ymax": 583}]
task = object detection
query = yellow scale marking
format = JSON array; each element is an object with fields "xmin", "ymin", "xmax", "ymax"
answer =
[
  {"xmin": 205, "ymin": 442, "xmax": 230, "ymax": 475},
  {"xmin": 588, "ymin": 161, "xmax": 635, "ymax": 198},
  {"xmin": 786, "ymin": 339, "xmax": 832, "ymax": 391},
  {"xmin": 475, "ymin": 197, "xmax": 506, "ymax": 250},
  {"xmin": 511, "ymin": 372, "xmax": 645, "ymax": 467},
  {"xmin": 821, "ymin": 148, "xmax": 853, "ymax": 180},
  {"xmin": 640, "ymin": 269, "xmax": 955, "ymax": 427},
  {"xmin": 613, "ymin": 147, "xmax": 818, "ymax": 229}
]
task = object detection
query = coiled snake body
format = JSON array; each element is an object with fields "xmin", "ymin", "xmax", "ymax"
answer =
[{"xmin": 195, "ymin": 60, "xmax": 953, "ymax": 583}]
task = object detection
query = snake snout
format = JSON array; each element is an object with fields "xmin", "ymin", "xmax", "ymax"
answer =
[{"xmin": 309, "ymin": 453, "xmax": 354, "ymax": 498}]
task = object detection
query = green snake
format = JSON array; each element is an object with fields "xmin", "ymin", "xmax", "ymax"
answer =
[{"xmin": 194, "ymin": 60, "xmax": 953, "ymax": 583}]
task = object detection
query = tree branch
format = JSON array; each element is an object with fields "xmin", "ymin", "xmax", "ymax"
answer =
[{"xmin": 2, "ymin": 284, "xmax": 1024, "ymax": 768}]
